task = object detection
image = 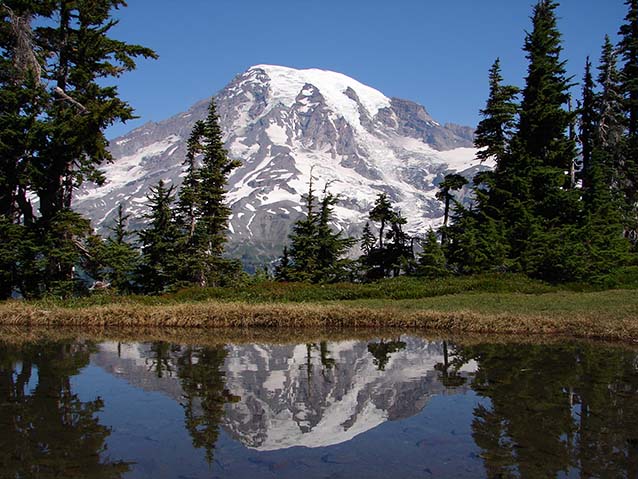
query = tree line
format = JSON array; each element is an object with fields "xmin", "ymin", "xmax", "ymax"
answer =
[
  {"xmin": 277, "ymin": 0, "xmax": 638, "ymax": 284},
  {"xmin": 2, "ymin": 0, "xmax": 638, "ymax": 299}
]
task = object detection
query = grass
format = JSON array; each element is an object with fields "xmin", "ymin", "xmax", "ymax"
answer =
[{"xmin": 0, "ymin": 274, "xmax": 637, "ymax": 342}]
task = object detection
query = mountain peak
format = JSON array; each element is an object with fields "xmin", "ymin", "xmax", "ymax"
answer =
[{"xmin": 242, "ymin": 64, "xmax": 391, "ymax": 122}]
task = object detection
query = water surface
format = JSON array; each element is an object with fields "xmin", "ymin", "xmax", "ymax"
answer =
[{"xmin": 0, "ymin": 332, "xmax": 636, "ymax": 478}]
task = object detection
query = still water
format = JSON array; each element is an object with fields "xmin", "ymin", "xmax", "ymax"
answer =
[{"xmin": 0, "ymin": 331, "xmax": 636, "ymax": 478}]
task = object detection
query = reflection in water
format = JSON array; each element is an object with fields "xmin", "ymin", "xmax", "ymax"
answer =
[
  {"xmin": 177, "ymin": 344, "xmax": 239, "ymax": 463},
  {"xmin": 0, "ymin": 341, "xmax": 130, "ymax": 478},
  {"xmin": 455, "ymin": 342, "xmax": 638, "ymax": 478},
  {"xmin": 0, "ymin": 334, "xmax": 636, "ymax": 478}
]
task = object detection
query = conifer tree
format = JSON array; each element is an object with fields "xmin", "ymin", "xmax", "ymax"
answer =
[
  {"xmin": 315, "ymin": 189, "xmax": 356, "ymax": 282},
  {"xmin": 137, "ymin": 181, "xmax": 181, "ymax": 293},
  {"xmin": 0, "ymin": 1, "xmax": 156, "ymax": 297},
  {"xmin": 285, "ymin": 176, "xmax": 320, "ymax": 282},
  {"xmin": 618, "ymin": 0, "xmax": 638, "ymax": 241},
  {"xmin": 176, "ymin": 100, "xmax": 241, "ymax": 286},
  {"xmin": 474, "ymin": 59, "xmax": 520, "ymax": 164},
  {"xmin": 417, "ymin": 229, "xmax": 447, "ymax": 278},
  {"xmin": 360, "ymin": 222, "xmax": 376, "ymax": 256},
  {"xmin": 101, "ymin": 204, "xmax": 138, "ymax": 293},
  {"xmin": 280, "ymin": 177, "xmax": 354, "ymax": 283},
  {"xmin": 274, "ymin": 246, "xmax": 292, "ymax": 281},
  {"xmin": 435, "ymin": 173, "xmax": 468, "ymax": 244}
]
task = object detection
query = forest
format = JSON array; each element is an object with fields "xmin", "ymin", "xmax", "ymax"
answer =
[{"xmin": 2, "ymin": 0, "xmax": 638, "ymax": 299}]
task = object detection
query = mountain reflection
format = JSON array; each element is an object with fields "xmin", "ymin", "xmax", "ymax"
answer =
[
  {"xmin": 0, "ymin": 340, "xmax": 130, "ymax": 478},
  {"xmin": 452, "ymin": 342, "xmax": 638, "ymax": 478},
  {"xmin": 5, "ymin": 336, "xmax": 636, "ymax": 478}
]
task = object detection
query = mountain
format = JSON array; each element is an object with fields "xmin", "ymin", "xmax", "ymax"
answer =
[{"xmin": 74, "ymin": 65, "xmax": 490, "ymax": 267}]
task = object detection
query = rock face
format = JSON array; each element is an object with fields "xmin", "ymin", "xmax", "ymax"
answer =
[{"xmin": 74, "ymin": 65, "xmax": 489, "ymax": 267}]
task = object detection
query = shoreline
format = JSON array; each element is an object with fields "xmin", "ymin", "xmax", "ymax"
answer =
[{"xmin": 1, "ymin": 292, "xmax": 637, "ymax": 343}]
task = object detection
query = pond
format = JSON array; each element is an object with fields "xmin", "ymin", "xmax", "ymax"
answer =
[{"xmin": 0, "ymin": 330, "xmax": 637, "ymax": 478}]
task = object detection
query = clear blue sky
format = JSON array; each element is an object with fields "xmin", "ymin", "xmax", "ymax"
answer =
[{"xmin": 106, "ymin": 0, "xmax": 627, "ymax": 139}]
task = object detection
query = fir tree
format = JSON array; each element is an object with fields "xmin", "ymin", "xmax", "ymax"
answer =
[
  {"xmin": 274, "ymin": 246, "xmax": 292, "ymax": 281},
  {"xmin": 474, "ymin": 58, "xmax": 520, "ymax": 164},
  {"xmin": 618, "ymin": 0, "xmax": 638, "ymax": 241},
  {"xmin": 315, "ymin": 189, "xmax": 356, "ymax": 282},
  {"xmin": 286, "ymin": 175, "xmax": 320, "ymax": 282},
  {"xmin": 176, "ymin": 100, "xmax": 241, "ymax": 286},
  {"xmin": 101, "ymin": 204, "xmax": 138, "ymax": 293},
  {"xmin": 281, "ymin": 177, "xmax": 354, "ymax": 283},
  {"xmin": 137, "ymin": 181, "xmax": 181, "ymax": 293},
  {"xmin": 417, "ymin": 229, "xmax": 447, "ymax": 278},
  {"xmin": 0, "ymin": 1, "xmax": 156, "ymax": 297},
  {"xmin": 435, "ymin": 173, "xmax": 468, "ymax": 244}
]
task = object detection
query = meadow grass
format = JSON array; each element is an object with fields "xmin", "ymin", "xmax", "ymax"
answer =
[{"xmin": 0, "ymin": 274, "xmax": 636, "ymax": 342}]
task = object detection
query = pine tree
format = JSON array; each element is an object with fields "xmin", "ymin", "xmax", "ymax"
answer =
[
  {"xmin": 618, "ymin": 0, "xmax": 638, "ymax": 241},
  {"xmin": 281, "ymin": 178, "xmax": 354, "ymax": 283},
  {"xmin": 417, "ymin": 229, "xmax": 447, "ymax": 278},
  {"xmin": 315, "ymin": 189, "xmax": 356, "ymax": 282},
  {"xmin": 435, "ymin": 173, "xmax": 468, "ymax": 244},
  {"xmin": 176, "ymin": 100, "xmax": 241, "ymax": 286},
  {"xmin": 137, "ymin": 181, "xmax": 182, "ymax": 293},
  {"xmin": 101, "ymin": 204, "xmax": 138, "ymax": 293},
  {"xmin": 274, "ymin": 246, "xmax": 292, "ymax": 281},
  {"xmin": 0, "ymin": 1, "xmax": 156, "ymax": 296},
  {"xmin": 360, "ymin": 222, "xmax": 376, "ymax": 256},
  {"xmin": 286, "ymin": 176, "xmax": 320, "ymax": 282},
  {"xmin": 474, "ymin": 58, "xmax": 520, "ymax": 164}
]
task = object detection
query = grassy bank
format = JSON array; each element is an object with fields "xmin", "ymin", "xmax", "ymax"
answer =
[
  {"xmin": 0, "ymin": 274, "xmax": 637, "ymax": 342},
  {"xmin": 0, "ymin": 284, "xmax": 638, "ymax": 342}
]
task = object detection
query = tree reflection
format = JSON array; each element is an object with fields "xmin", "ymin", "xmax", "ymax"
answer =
[
  {"xmin": 177, "ymin": 345, "xmax": 238, "ymax": 464},
  {"xmin": 0, "ymin": 340, "xmax": 130, "ymax": 478},
  {"xmin": 452, "ymin": 342, "xmax": 638, "ymax": 478},
  {"xmin": 367, "ymin": 338, "xmax": 406, "ymax": 371}
]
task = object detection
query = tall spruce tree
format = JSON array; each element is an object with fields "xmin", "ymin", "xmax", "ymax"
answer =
[
  {"xmin": 618, "ymin": 0, "xmax": 638, "ymax": 241},
  {"xmin": 513, "ymin": 0, "xmax": 579, "ymax": 279},
  {"xmin": 176, "ymin": 100, "xmax": 241, "ymax": 286},
  {"xmin": 0, "ymin": 1, "xmax": 156, "ymax": 297},
  {"xmin": 137, "ymin": 181, "xmax": 181, "ymax": 293},
  {"xmin": 474, "ymin": 59, "xmax": 520, "ymax": 164},
  {"xmin": 278, "ymin": 176, "xmax": 354, "ymax": 283},
  {"xmin": 101, "ymin": 204, "xmax": 138, "ymax": 293}
]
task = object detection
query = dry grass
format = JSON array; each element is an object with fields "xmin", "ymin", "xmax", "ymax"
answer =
[{"xmin": 0, "ymin": 290, "xmax": 637, "ymax": 343}]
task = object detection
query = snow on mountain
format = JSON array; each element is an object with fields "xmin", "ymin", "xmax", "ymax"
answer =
[{"xmin": 74, "ymin": 64, "xmax": 490, "ymax": 267}]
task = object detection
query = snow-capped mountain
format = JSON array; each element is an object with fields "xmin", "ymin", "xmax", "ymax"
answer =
[
  {"xmin": 74, "ymin": 65, "xmax": 489, "ymax": 266},
  {"xmin": 92, "ymin": 338, "xmax": 475, "ymax": 451}
]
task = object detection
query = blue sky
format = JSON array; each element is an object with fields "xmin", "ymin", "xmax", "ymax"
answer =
[{"xmin": 107, "ymin": 0, "xmax": 627, "ymax": 139}]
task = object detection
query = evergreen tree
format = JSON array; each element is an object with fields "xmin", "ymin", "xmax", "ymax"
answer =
[
  {"xmin": 273, "ymin": 246, "xmax": 292, "ymax": 281},
  {"xmin": 137, "ymin": 181, "xmax": 181, "ymax": 293},
  {"xmin": 0, "ymin": 1, "xmax": 156, "ymax": 297},
  {"xmin": 285, "ymin": 176, "xmax": 320, "ymax": 282},
  {"xmin": 618, "ymin": 0, "xmax": 638, "ymax": 241},
  {"xmin": 362, "ymin": 193, "xmax": 413, "ymax": 278},
  {"xmin": 315, "ymin": 189, "xmax": 356, "ymax": 282},
  {"xmin": 280, "ymin": 177, "xmax": 354, "ymax": 283},
  {"xmin": 435, "ymin": 173, "xmax": 468, "ymax": 244},
  {"xmin": 176, "ymin": 100, "xmax": 241, "ymax": 286},
  {"xmin": 360, "ymin": 222, "xmax": 376, "ymax": 256},
  {"xmin": 101, "ymin": 204, "xmax": 138, "ymax": 293},
  {"xmin": 417, "ymin": 229, "xmax": 447, "ymax": 278},
  {"xmin": 474, "ymin": 58, "xmax": 520, "ymax": 164}
]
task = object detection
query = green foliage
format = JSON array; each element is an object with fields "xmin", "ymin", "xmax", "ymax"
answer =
[
  {"xmin": 278, "ymin": 177, "xmax": 355, "ymax": 283},
  {"xmin": 0, "ymin": 1, "xmax": 155, "ymax": 298},
  {"xmin": 137, "ymin": 180, "xmax": 182, "ymax": 294},
  {"xmin": 175, "ymin": 99, "xmax": 242, "ymax": 287},
  {"xmin": 360, "ymin": 193, "xmax": 415, "ymax": 279},
  {"xmin": 417, "ymin": 229, "xmax": 447, "ymax": 278}
]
